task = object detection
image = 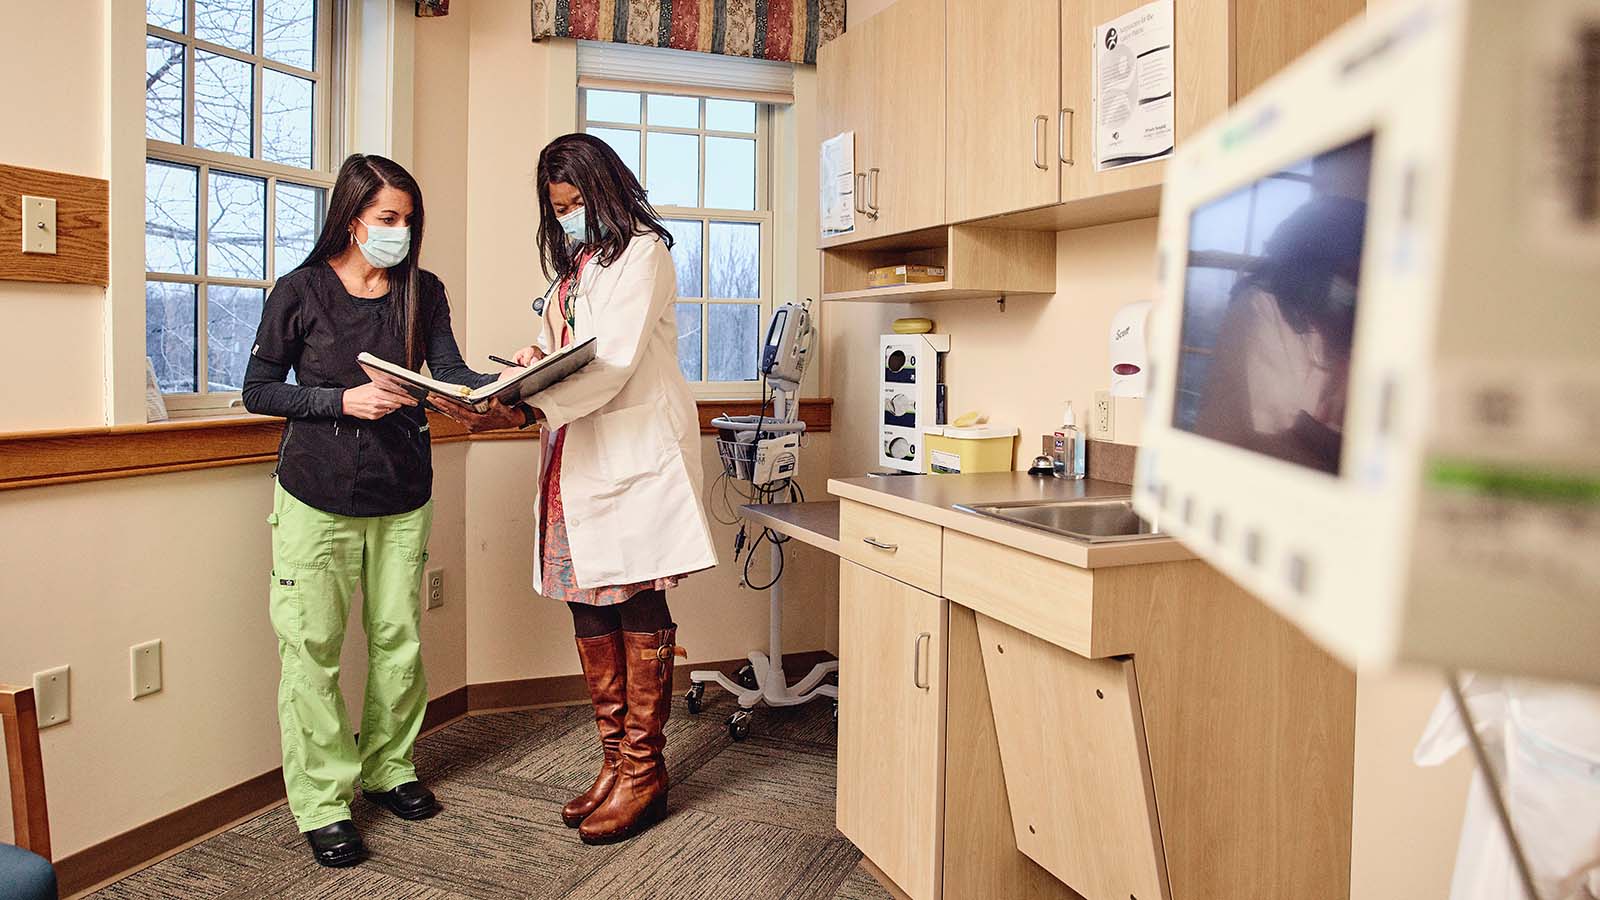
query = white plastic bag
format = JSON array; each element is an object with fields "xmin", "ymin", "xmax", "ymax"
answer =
[{"xmin": 1415, "ymin": 676, "xmax": 1600, "ymax": 900}]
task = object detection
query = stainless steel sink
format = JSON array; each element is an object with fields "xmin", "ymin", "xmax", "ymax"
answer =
[{"xmin": 954, "ymin": 498, "xmax": 1163, "ymax": 543}]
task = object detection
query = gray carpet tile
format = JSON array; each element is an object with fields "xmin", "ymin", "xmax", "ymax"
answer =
[
  {"xmin": 90, "ymin": 694, "xmax": 894, "ymax": 900},
  {"xmin": 672, "ymin": 739, "xmax": 841, "ymax": 837},
  {"xmin": 831, "ymin": 863, "xmax": 897, "ymax": 900},
  {"xmin": 556, "ymin": 810, "xmax": 859, "ymax": 900}
]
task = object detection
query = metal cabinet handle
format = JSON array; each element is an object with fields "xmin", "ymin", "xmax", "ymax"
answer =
[
  {"xmin": 1033, "ymin": 115, "xmax": 1050, "ymax": 170},
  {"xmin": 863, "ymin": 537, "xmax": 898, "ymax": 552},
  {"xmin": 1059, "ymin": 108, "xmax": 1075, "ymax": 166},
  {"xmin": 855, "ymin": 172, "xmax": 869, "ymax": 215},
  {"xmin": 913, "ymin": 632, "xmax": 931, "ymax": 690},
  {"xmin": 867, "ymin": 167, "xmax": 881, "ymax": 217}
]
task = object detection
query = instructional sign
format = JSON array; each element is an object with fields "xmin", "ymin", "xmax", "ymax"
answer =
[
  {"xmin": 820, "ymin": 131, "xmax": 856, "ymax": 237},
  {"xmin": 1094, "ymin": 0, "xmax": 1175, "ymax": 172}
]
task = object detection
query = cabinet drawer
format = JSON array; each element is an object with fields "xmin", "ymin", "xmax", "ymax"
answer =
[
  {"xmin": 839, "ymin": 499, "xmax": 943, "ymax": 594},
  {"xmin": 942, "ymin": 529, "xmax": 1098, "ymax": 657}
]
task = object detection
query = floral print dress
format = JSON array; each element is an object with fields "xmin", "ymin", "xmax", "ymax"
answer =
[{"xmin": 538, "ymin": 253, "xmax": 684, "ymax": 607}]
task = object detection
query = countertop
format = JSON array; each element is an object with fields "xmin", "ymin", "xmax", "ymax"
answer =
[{"xmin": 827, "ymin": 472, "xmax": 1194, "ymax": 568}]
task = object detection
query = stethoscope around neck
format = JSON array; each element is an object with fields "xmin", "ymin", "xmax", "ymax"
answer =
[{"xmin": 530, "ymin": 267, "xmax": 590, "ymax": 335}]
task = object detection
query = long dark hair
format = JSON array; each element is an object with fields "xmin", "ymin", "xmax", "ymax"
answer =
[
  {"xmin": 298, "ymin": 154, "xmax": 427, "ymax": 368},
  {"xmin": 536, "ymin": 133, "xmax": 673, "ymax": 281}
]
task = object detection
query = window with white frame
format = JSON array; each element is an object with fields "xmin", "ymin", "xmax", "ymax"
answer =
[
  {"xmin": 144, "ymin": 0, "xmax": 339, "ymax": 412},
  {"xmin": 580, "ymin": 88, "xmax": 770, "ymax": 397}
]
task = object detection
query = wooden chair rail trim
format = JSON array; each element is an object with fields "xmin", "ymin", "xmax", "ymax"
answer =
[
  {"xmin": 0, "ymin": 398, "xmax": 831, "ymax": 491},
  {"xmin": 1, "ymin": 684, "xmax": 52, "ymax": 861}
]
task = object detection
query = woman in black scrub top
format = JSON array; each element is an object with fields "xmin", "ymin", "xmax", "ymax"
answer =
[{"xmin": 242, "ymin": 154, "xmax": 528, "ymax": 868}]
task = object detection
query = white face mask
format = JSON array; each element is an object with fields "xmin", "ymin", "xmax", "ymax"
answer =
[
  {"xmin": 558, "ymin": 205, "xmax": 588, "ymax": 245},
  {"xmin": 354, "ymin": 220, "xmax": 410, "ymax": 268},
  {"xmin": 1327, "ymin": 275, "xmax": 1358, "ymax": 311}
]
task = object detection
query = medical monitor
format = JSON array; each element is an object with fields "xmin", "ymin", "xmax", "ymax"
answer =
[{"xmin": 1135, "ymin": 0, "xmax": 1600, "ymax": 683}]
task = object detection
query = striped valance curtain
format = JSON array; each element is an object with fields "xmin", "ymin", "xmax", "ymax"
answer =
[{"xmin": 532, "ymin": 0, "xmax": 847, "ymax": 65}]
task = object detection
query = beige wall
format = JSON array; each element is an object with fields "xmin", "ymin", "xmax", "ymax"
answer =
[
  {"xmin": 0, "ymin": 2, "xmax": 109, "ymax": 430},
  {"xmin": 0, "ymin": 1, "xmax": 477, "ymax": 857}
]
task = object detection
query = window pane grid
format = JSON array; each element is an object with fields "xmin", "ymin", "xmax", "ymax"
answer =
[
  {"xmin": 580, "ymin": 88, "xmax": 768, "ymax": 389},
  {"xmin": 147, "ymin": 0, "xmax": 331, "ymax": 404}
]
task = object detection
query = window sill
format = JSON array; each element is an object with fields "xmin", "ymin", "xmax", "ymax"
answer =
[{"xmin": 0, "ymin": 398, "xmax": 832, "ymax": 491}]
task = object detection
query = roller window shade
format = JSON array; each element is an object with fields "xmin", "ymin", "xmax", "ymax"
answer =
[{"xmin": 576, "ymin": 41, "xmax": 796, "ymax": 105}]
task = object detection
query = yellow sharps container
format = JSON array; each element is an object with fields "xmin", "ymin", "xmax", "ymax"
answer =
[{"xmin": 921, "ymin": 425, "xmax": 1018, "ymax": 474}]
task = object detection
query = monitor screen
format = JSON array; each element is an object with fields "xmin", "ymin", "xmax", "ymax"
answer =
[{"xmin": 1171, "ymin": 133, "xmax": 1374, "ymax": 476}]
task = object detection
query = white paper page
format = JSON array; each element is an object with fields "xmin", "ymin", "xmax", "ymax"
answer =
[
  {"xmin": 1094, "ymin": 0, "xmax": 1176, "ymax": 172},
  {"xmin": 820, "ymin": 131, "xmax": 856, "ymax": 237}
]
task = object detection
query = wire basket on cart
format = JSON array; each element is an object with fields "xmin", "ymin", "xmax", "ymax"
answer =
[{"xmin": 711, "ymin": 415, "xmax": 806, "ymax": 486}]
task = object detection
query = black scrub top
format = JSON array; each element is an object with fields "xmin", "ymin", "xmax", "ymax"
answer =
[{"xmin": 242, "ymin": 263, "xmax": 495, "ymax": 518}]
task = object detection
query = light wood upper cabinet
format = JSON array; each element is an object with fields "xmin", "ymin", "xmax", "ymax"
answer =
[
  {"xmin": 945, "ymin": 0, "xmax": 1061, "ymax": 222},
  {"xmin": 818, "ymin": 14, "xmax": 879, "ymax": 241},
  {"xmin": 869, "ymin": 0, "xmax": 947, "ymax": 235},
  {"xmin": 818, "ymin": 0, "xmax": 944, "ymax": 245},
  {"xmin": 837, "ymin": 560, "xmax": 948, "ymax": 900}
]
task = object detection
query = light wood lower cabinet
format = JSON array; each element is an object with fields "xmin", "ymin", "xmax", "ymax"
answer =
[
  {"xmin": 838, "ymin": 561, "xmax": 948, "ymax": 900},
  {"xmin": 839, "ymin": 559, "xmax": 1087, "ymax": 900}
]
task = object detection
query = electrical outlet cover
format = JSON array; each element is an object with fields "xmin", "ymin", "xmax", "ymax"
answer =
[
  {"xmin": 1092, "ymin": 390, "xmax": 1115, "ymax": 439},
  {"xmin": 33, "ymin": 665, "xmax": 69, "ymax": 728},
  {"xmin": 131, "ymin": 639, "xmax": 163, "ymax": 699},
  {"xmin": 426, "ymin": 568, "xmax": 444, "ymax": 609}
]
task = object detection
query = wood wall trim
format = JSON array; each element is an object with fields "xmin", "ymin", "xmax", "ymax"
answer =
[
  {"xmin": 0, "ymin": 163, "xmax": 110, "ymax": 286},
  {"xmin": 53, "ymin": 686, "xmax": 469, "ymax": 896},
  {"xmin": 0, "ymin": 399, "xmax": 832, "ymax": 492}
]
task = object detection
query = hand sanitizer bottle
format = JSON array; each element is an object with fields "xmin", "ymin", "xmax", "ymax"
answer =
[{"xmin": 1052, "ymin": 402, "xmax": 1085, "ymax": 480}]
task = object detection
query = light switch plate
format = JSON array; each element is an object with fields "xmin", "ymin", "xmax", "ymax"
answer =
[
  {"xmin": 33, "ymin": 665, "xmax": 69, "ymax": 728},
  {"xmin": 22, "ymin": 195, "xmax": 57, "ymax": 255},
  {"xmin": 425, "ymin": 568, "xmax": 444, "ymax": 609},
  {"xmin": 1092, "ymin": 390, "xmax": 1115, "ymax": 440},
  {"xmin": 131, "ymin": 639, "xmax": 163, "ymax": 699}
]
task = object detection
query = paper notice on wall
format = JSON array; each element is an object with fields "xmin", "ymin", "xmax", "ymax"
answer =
[
  {"xmin": 1094, "ymin": 0, "xmax": 1175, "ymax": 172},
  {"xmin": 820, "ymin": 131, "xmax": 856, "ymax": 237}
]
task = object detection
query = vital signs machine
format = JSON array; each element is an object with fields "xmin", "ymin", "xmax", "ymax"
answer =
[
  {"xmin": 1135, "ymin": 0, "xmax": 1600, "ymax": 687},
  {"xmin": 1136, "ymin": 6, "xmax": 1600, "ymax": 893}
]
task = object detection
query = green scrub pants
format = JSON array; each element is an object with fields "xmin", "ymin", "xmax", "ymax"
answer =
[{"xmin": 268, "ymin": 481, "xmax": 433, "ymax": 833}]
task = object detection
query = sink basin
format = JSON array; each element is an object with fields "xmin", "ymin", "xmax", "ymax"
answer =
[{"xmin": 954, "ymin": 498, "xmax": 1163, "ymax": 543}]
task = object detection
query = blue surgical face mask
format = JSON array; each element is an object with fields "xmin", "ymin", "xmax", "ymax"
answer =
[
  {"xmin": 558, "ymin": 205, "xmax": 589, "ymax": 245},
  {"xmin": 355, "ymin": 220, "xmax": 410, "ymax": 269}
]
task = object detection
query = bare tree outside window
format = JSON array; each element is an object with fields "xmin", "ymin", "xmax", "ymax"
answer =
[
  {"xmin": 144, "ymin": 0, "xmax": 334, "ymax": 410},
  {"xmin": 580, "ymin": 89, "xmax": 770, "ymax": 397}
]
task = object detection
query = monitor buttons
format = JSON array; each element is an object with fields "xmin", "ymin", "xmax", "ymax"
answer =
[{"xmin": 1288, "ymin": 553, "xmax": 1312, "ymax": 597}]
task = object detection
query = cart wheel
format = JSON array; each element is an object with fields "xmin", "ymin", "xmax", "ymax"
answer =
[
  {"xmin": 735, "ymin": 663, "xmax": 760, "ymax": 691},
  {"xmin": 728, "ymin": 710, "xmax": 753, "ymax": 741},
  {"xmin": 685, "ymin": 683, "xmax": 705, "ymax": 715}
]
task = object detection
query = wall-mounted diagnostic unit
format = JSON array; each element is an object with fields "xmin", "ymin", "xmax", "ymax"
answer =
[
  {"xmin": 880, "ymin": 333, "xmax": 949, "ymax": 472},
  {"xmin": 1135, "ymin": 0, "xmax": 1600, "ymax": 685}
]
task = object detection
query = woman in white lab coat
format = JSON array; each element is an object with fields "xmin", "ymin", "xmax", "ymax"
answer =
[{"xmin": 509, "ymin": 133, "xmax": 717, "ymax": 845}]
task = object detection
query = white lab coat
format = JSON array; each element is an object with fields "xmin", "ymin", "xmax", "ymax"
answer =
[
  {"xmin": 528, "ymin": 231, "xmax": 718, "ymax": 590},
  {"xmin": 1415, "ymin": 675, "xmax": 1600, "ymax": 900}
]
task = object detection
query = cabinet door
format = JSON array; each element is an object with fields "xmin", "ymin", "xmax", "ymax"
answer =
[
  {"xmin": 946, "ymin": 0, "xmax": 1061, "ymax": 221},
  {"xmin": 978, "ymin": 613, "xmax": 1169, "ymax": 900},
  {"xmin": 818, "ymin": 16, "xmax": 879, "ymax": 242},
  {"xmin": 868, "ymin": 0, "xmax": 946, "ymax": 235},
  {"xmin": 837, "ymin": 560, "xmax": 948, "ymax": 900},
  {"xmin": 1061, "ymin": 0, "xmax": 1232, "ymax": 202}
]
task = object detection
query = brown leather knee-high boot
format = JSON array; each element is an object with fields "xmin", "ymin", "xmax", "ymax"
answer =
[
  {"xmin": 562, "ymin": 630, "xmax": 627, "ymax": 828},
  {"xmin": 579, "ymin": 626, "xmax": 684, "ymax": 844}
]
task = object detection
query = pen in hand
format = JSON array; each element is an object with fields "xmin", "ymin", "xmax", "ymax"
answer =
[{"xmin": 489, "ymin": 355, "xmax": 520, "ymax": 368}]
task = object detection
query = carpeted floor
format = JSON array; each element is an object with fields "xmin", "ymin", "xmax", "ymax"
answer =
[{"xmin": 88, "ymin": 690, "xmax": 894, "ymax": 900}]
